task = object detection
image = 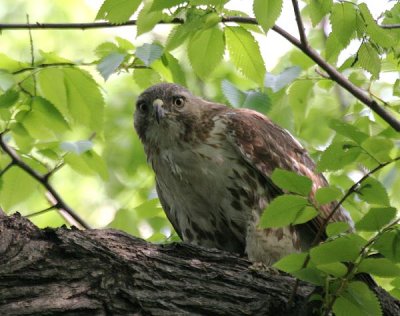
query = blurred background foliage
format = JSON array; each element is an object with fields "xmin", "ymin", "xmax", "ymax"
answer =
[{"xmin": 0, "ymin": 0, "xmax": 399, "ymax": 246}]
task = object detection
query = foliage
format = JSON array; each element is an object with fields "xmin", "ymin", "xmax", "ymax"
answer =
[{"xmin": 0, "ymin": 0, "xmax": 400, "ymax": 315}]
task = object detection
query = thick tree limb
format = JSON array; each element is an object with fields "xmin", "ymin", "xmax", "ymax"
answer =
[{"xmin": 0, "ymin": 213, "xmax": 399, "ymax": 315}]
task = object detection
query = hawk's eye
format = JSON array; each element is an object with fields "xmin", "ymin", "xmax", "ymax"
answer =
[
  {"xmin": 137, "ymin": 102, "xmax": 147, "ymax": 113},
  {"xmin": 173, "ymin": 96, "xmax": 185, "ymax": 108}
]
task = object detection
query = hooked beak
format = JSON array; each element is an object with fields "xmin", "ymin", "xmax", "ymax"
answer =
[{"xmin": 153, "ymin": 99, "xmax": 165, "ymax": 124}]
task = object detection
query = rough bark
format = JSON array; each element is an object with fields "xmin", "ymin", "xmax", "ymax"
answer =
[{"xmin": 0, "ymin": 212, "xmax": 399, "ymax": 316}]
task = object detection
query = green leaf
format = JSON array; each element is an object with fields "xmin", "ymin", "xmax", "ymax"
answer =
[
  {"xmin": 253, "ymin": 0, "xmax": 282, "ymax": 33},
  {"xmin": 21, "ymin": 97, "xmax": 69, "ymax": 140},
  {"xmin": 359, "ymin": 3, "xmax": 396, "ymax": 49},
  {"xmin": 330, "ymin": 3, "xmax": 357, "ymax": 47},
  {"xmin": 136, "ymin": 2, "xmax": 163, "ymax": 36},
  {"xmin": 95, "ymin": 42, "xmax": 119, "ymax": 58},
  {"xmin": 356, "ymin": 207, "xmax": 396, "ymax": 232},
  {"xmin": 310, "ymin": 235, "xmax": 364, "ymax": 264},
  {"xmin": 325, "ymin": 32, "xmax": 343, "ymax": 62},
  {"xmin": 188, "ymin": 27, "xmax": 224, "ymax": 79},
  {"xmin": 271, "ymin": 168, "xmax": 312, "ymax": 196},
  {"xmin": 149, "ymin": 0, "xmax": 186, "ymax": 11},
  {"xmin": 293, "ymin": 206, "xmax": 318, "ymax": 225},
  {"xmin": 333, "ymin": 281, "xmax": 381, "ymax": 316},
  {"xmin": 82, "ymin": 150, "xmax": 109, "ymax": 180},
  {"xmin": 260, "ymin": 195, "xmax": 310, "ymax": 228},
  {"xmin": 165, "ymin": 17, "xmax": 203, "ymax": 51},
  {"xmin": 291, "ymin": 267, "xmax": 325, "ymax": 286},
  {"xmin": 61, "ymin": 140, "xmax": 93, "ymax": 154},
  {"xmin": 361, "ymin": 137, "xmax": 393, "ymax": 162},
  {"xmin": 329, "ymin": 119, "xmax": 369, "ymax": 144},
  {"xmin": 0, "ymin": 166, "xmax": 38, "ymax": 209},
  {"xmin": 97, "ymin": 52, "xmax": 126, "ymax": 81},
  {"xmin": 136, "ymin": 43, "xmax": 164, "ymax": 67},
  {"xmin": 394, "ymin": 79, "xmax": 400, "ymax": 97},
  {"xmin": 373, "ymin": 230, "xmax": 400, "ymax": 262},
  {"xmin": 96, "ymin": 0, "xmax": 141, "ymax": 24},
  {"xmin": 358, "ymin": 258, "xmax": 400, "ymax": 278},
  {"xmin": 0, "ymin": 70, "xmax": 16, "ymax": 91},
  {"xmin": 221, "ymin": 80, "xmax": 270, "ymax": 111},
  {"xmin": 38, "ymin": 68, "xmax": 104, "ymax": 132},
  {"xmin": 273, "ymin": 252, "xmax": 308, "ymax": 273},
  {"xmin": 224, "ymin": 26, "xmax": 265, "ymax": 85},
  {"xmin": 160, "ymin": 52, "xmax": 186, "ymax": 86},
  {"xmin": 308, "ymin": 0, "xmax": 333, "ymax": 26},
  {"xmin": 133, "ymin": 68, "xmax": 162, "ymax": 89},
  {"xmin": 0, "ymin": 53, "xmax": 28, "ymax": 73},
  {"xmin": 357, "ymin": 178, "xmax": 390, "ymax": 207},
  {"xmin": 315, "ymin": 186, "xmax": 342, "ymax": 205},
  {"xmin": 0, "ymin": 90, "xmax": 19, "ymax": 108},
  {"xmin": 108, "ymin": 208, "xmax": 140, "ymax": 236},
  {"xmin": 264, "ymin": 67, "xmax": 301, "ymax": 92},
  {"xmin": 317, "ymin": 262, "xmax": 347, "ymax": 277},
  {"xmin": 326, "ymin": 222, "xmax": 351, "ymax": 237},
  {"xmin": 356, "ymin": 42, "xmax": 381, "ymax": 79},
  {"xmin": 317, "ymin": 141, "xmax": 362, "ymax": 172}
]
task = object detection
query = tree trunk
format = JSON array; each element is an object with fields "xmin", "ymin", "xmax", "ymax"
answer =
[{"xmin": 0, "ymin": 212, "xmax": 399, "ymax": 315}]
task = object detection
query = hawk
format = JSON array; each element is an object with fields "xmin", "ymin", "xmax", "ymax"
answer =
[{"xmin": 134, "ymin": 83, "xmax": 352, "ymax": 265}]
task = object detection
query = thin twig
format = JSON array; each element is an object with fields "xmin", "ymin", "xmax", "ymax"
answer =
[
  {"xmin": 291, "ymin": 0, "xmax": 308, "ymax": 47},
  {"xmin": 0, "ymin": 162, "xmax": 13, "ymax": 177},
  {"xmin": 26, "ymin": 15, "xmax": 37, "ymax": 96},
  {"xmin": 0, "ymin": 132, "xmax": 90, "ymax": 229},
  {"xmin": 26, "ymin": 204, "xmax": 57, "ymax": 218}
]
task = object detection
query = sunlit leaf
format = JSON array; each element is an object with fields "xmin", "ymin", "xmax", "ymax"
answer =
[
  {"xmin": 357, "ymin": 178, "xmax": 390, "ymax": 207},
  {"xmin": 317, "ymin": 262, "xmax": 347, "ymax": 277},
  {"xmin": 273, "ymin": 252, "xmax": 308, "ymax": 273},
  {"xmin": 271, "ymin": 168, "xmax": 312, "ymax": 196},
  {"xmin": 356, "ymin": 207, "xmax": 396, "ymax": 232},
  {"xmin": 326, "ymin": 222, "xmax": 351, "ymax": 237},
  {"xmin": 315, "ymin": 186, "xmax": 342, "ymax": 205},
  {"xmin": 358, "ymin": 258, "xmax": 400, "ymax": 278},
  {"xmin": 0, "ymin": 90, "xmax": 19, "ymax": 108},
  {"xmin": 253, "ymin": 0, "xmax": 282, "ymax": 33},
  {"xmin": 96, "ymin": 0, "xmax": 141, "ymax": 24},
  {"xmin": 308, "ymin": 0, "xmax": 333, "ymax": 26},
  {"xmin": 225, "ymin": 26, "xmax": 265, "ymax": 84},
  {"xmin": 317, "ymin": 141, "xmax": 362, "ymax": 172}
]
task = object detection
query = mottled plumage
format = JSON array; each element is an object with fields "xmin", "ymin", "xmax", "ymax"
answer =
[{"xmin": 134, "ymin": 83, "xmax": 352, "ymax": 265}]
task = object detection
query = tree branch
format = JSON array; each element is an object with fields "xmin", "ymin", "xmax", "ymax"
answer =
[
  {"xmin": 291, "ymin": 0, "xmax": 308, "ymax": 47},
  {"xmin": 0, "ymin": 133, "xmax": 90, "ymax": 229},
  {"xmin": 1, "ymin": 17, "xmax": 399, "ymax": 131}
]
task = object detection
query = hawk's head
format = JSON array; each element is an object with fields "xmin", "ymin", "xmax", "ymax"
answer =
[{"xmin": 134, "ymin": 83, "xmax": 217, "ymax": 147}]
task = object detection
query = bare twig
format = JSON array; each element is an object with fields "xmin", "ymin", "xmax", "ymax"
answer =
[
  {"xmin": 26, "ymin": 15, "xmax": 36, "ymax": 96},
  {"xmin": 380, "ymin": 23, "xmax": 400, "ymax": 29},
  {"xmin": 291, "ymin": 0, "xmax": 308, "ymax": 47},
  {"xmin": 26, "ymin": 204, "xmax": 57, "ymax": 218},
  {"xmin": 0, "ymin": 132, "xmax": 90, "ymax": 229}
]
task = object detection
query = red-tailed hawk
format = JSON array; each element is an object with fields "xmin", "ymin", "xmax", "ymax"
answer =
[{"xmin": 134, "ymin": 83, "xmax": 352, "ymax": 265}]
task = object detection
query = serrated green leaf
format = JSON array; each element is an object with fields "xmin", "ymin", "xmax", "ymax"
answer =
[
  {"xmin": 325, "ymin": 32, "xmax": 343, "ymax": 62},
  {"xmin": 356, "ymin": 207, "xmax": 396, "ymax": 232},
  {"xmin": 96, "ymin": 0, "xmax": 141, "ymax": 24},
  {"xmin": 374, "ymin": 230, "xmax": 400, "ymax": 262},
  {"xmin": 317, "ymin": 141, "xmax": 362, "ymax": 172},
  {"xmin": 310, "ymin": 235, "xmax": 364, "ymax": 264},
  {"xmin": 160, "ymin": 52, "xmax": 186, "ymax": 86},
  {"xmin": 315, "ymin": 186, "xmax": 342, "ymax": 205},
  {"xmin": 22, "ymin": 97, "xmax": 69, "ymax": 140},
  {"xmin": 308, "ymin": 0, "xmax": 333, "ymax": 26},
  {"xmin": 358, "ymin": 258, "xmax": 400, "ymax": 278},
  {"xmin": 330, "ymin": 3, "xmax": 357, "ymax": 47},
  {"xmin": 136, "ymin": 43, "xmax": 164, "ymax": 67},
  {"xmin": 271, "ymin": 168, "xmax": 312, "ymax": 196},
  {"xmin": 115, "ymin": 37, "xmax": 135, "ymax": 51},
  {"xmin": 253, "ymin": 0, "xmax": 282, "ymax": 33},
  {"xmin": 357, "ymin": 177, "xmax": 390, "ymax": 206},
  {"xmin": 165, "ymin": 17, "xmax": 203, "ymax": 51},
  {"xmin": 329, "ymin": 119, "xmax": 369, "ymax": 144},
  {"xmin": 61, "ymin": 140, "xmax": 93, "ymax": 154},
  {"xmin": 333, "ymin": 281, "xmax": 382, "ymax": 316},
  {"xmin": 359, "ymin": 3, "xmax": 396, "ymax": 49},
  {"xmin": 326, "ymin": 221, "xmax": 351, "ymax": 237},
  {"xmin": 188, "ymin": 27, "xmax": 224, "ymax": 79},
  {"xmin": 97, "ymin": 52, "xmax": 126, "ymax": 81},
  {"xmin": 136, "ymin": 2, "xmax": 163, "ymax": 36},
  {"xmin": 260, "ymin": 195, "xmax": 309, "ymax": 228},
  {"xmin": 0, "ymin": 90, "xmax": 19, "ymax": 108},
  {"xmin": 225, "ymin": 26, "xmax": 265, "ymax": 85},
  {"xmin": 317, "ymin": 262, "xmax": 347, "ymax": 277},
  {"xmin": 38, "ymin": 68, "xmax": 104, "ymax": 132},
  {"xmin": 273, "ymin": 252, "xmax": 308, "ymax": 273},
  {"xmin": 356, "ymin": 42, "xmax": 381, "ymax": 79},
  {"xmin": 264, "ymin": 66, "xmax": 301, "ymax": 92},
  {"xmin": 0, "ymin": 166, "xmax": 38, "ymax": 209}
]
